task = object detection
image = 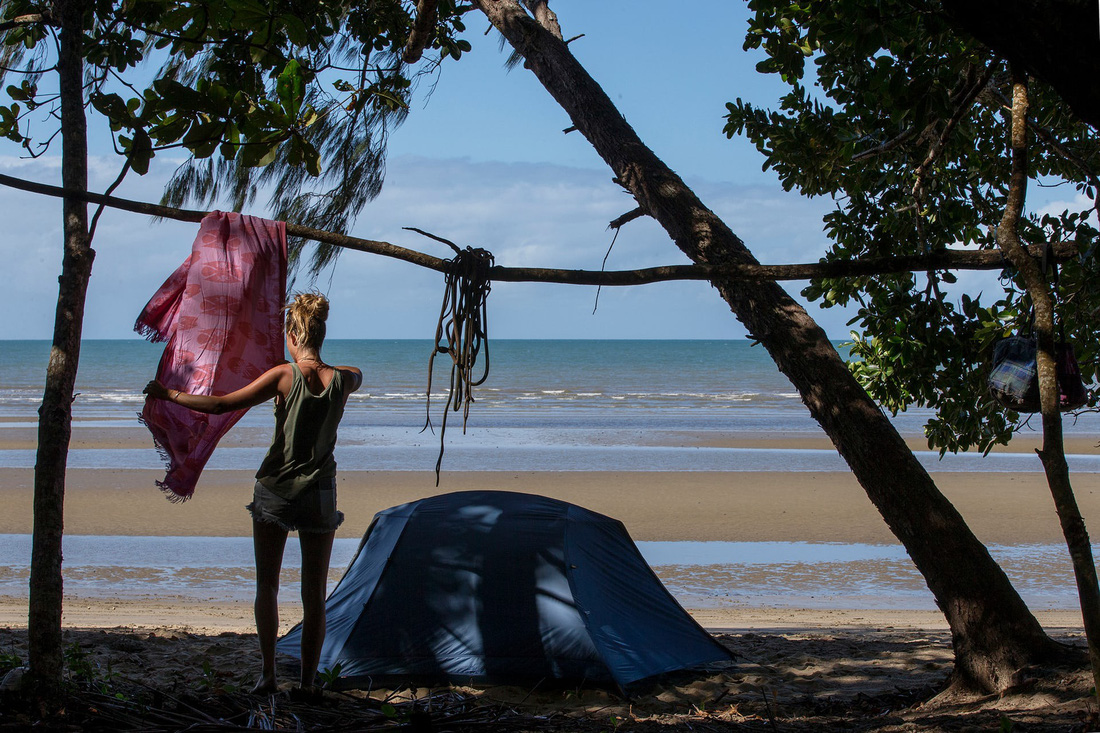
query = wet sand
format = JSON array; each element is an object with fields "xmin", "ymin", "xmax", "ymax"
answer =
[{"xmin": 2, "ymin": 425, "xmax": 1097, "ymax": 636}]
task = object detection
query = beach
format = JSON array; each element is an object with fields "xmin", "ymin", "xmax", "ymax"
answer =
[
  {"xmin": 2, "ymin": 444, "xmax": 1097, "ymax": 730},
  {"xmin": 3, "ymin": 339, "xmax": 1100, "ymax": 728},
  {"xmin": 2, "ymin": 393, "xmax": 1100, "ymax": 631},
  {"xmin": 1, "ymin": 427, "xmax": 1098, "ymax": 633},
  {"xmin": 1, "ymin": 446, "xmax": 1096, "ymax": 732}
]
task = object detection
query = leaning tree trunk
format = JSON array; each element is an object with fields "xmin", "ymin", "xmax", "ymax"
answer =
[
  {"xmin": 997, "ymin": 69, "xmax": 1100, "ymax": 697},
  {"xmin": 475, "ymin": 0, "xmax": 1069, "ymax": 692},
  {"xmin": 28, "ymin": 0, "xmax": 93, "ymax": 702}
]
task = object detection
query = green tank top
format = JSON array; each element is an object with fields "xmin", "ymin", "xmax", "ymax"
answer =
[{"xmin": 256, "ymin": 364, "xmax": 347, "ymax": 499}]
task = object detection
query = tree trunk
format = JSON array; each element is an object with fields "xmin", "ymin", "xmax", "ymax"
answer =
[
  {"xmin": 475, "ymin": 0, "xmax": 1070, "ymax": 692},
  {"xmin": 996, "ymin": 69, "xmax": 1100, "ymax": 697},
  {"xmin": 28, "ymin": 0, "xmax": 93, "ymax": 702}
]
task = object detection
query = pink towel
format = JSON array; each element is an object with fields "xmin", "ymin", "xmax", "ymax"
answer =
[{"xmin": 136, "ymin": 211, "xmax": 287, "ymax": 501}]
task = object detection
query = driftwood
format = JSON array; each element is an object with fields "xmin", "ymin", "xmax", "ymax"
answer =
[{"xmin": 0, "ymin": 171, "xmax": 1079, "ymax": 286}]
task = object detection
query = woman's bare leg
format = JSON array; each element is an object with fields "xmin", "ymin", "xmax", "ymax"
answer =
[
  {"xmin": 252, "ymin": 519, "xmax": 289, "ymax": 694},
  {"xmin": 298, "ymin": 529, "xmax": 335, "ymax": 689}
]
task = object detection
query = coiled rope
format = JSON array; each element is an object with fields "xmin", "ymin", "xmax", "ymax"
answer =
[{"xmin": 422, "ymin": 240, "xmax": 495, "ymax": 484}]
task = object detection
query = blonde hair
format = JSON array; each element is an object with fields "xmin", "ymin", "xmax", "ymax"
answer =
[{"xmin": 285, "ymin": 292, "xmax": 329, "ymax": 351}]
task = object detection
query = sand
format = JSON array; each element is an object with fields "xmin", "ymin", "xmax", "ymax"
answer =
[
  {"xmin": 3, "ymin": 429, "xmax": 1100, "ymax": 728},
  {"xmin": 0, "ymin": 622, "xmax": 1093, "ymax": 730},
  {"xmin": 3, "ymin": 467, "xmax": 1100, "ymax": 545}
]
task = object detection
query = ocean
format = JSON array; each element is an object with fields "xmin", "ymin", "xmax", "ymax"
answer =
[
  {"xmin": 3, "ymin": 339, "xmax": 1098, "ymax": 473},
  {"xmin": 2, "ymin": 339, "xmax": 1099, "ymax": 611}
]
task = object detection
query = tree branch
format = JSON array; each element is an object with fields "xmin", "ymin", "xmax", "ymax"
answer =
[
  {"xmin": 911, "ymin": 60, "xmax": 999, "ymax": 249},
  {"xmin": 916, "ymin": 62, "xmax": 998, "ymax": 178},
  {"xmin": 982, "ymin": 87, "xmax": 1100, "ymax": 223},
  {"xmin": 0, "ymin": 13, "xmax": 51, "ymax": 32},
  {"xmin": 994, "ymin": 64, "xmax": 1100, "ymax": 703},
  {"xmin": 0, "ymin": 170, "xmax": 1076, "ymax": 286},
  {"xmin": 850, "ymin": 126, "xmax": 917, "ymax": 163},
  {"xmin": 608, "ymin": 206, "xmax": 645, "ymax": 229},
  {"xmin": 403, "ymin": 0, "xmax": 439, "ymax": 63},
  {"xmin": 522, "ymin": 0, "xmax": 562, "ymax": 39}
]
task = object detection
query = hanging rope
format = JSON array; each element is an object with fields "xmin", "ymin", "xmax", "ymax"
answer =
[{"xmin": 421, "ymin": 235, "xmax": 495, "ymax": 484}]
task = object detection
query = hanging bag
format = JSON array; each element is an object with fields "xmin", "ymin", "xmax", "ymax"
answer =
[
  {"xmin": 988, "ymin": 251, "xmax": 1089, "ymax": 413},
  {"xmin": 989, "ymin": 328, "xmax": 1088, "ymax": 413},
  {"xmin": 1055, "ymin": 341, "xmax": 1089, "ymax": 411},
  {"xmin": 989, "ymin": 335, "xmax": 1041, "ymax": 412}
]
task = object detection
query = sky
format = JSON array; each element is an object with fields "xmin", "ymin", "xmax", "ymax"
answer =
[{"xmin": 2, "ymin": 2, "xmax": 863, "ymax": 341}]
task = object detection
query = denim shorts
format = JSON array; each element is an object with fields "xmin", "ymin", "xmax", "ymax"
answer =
[{"xmin": 246, "ymin": 477, "xmax": 344, "ymax": 533}]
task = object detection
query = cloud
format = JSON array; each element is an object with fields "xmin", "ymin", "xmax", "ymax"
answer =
[
  {"xmin": 321, "ymin": 155, "xmax": 849, "ymax": 339},
  {"xmin": 1034, "ymin": 191, "xmax": 1098, "ymax": 227}
]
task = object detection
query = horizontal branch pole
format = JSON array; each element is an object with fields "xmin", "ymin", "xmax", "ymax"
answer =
[
  {"xmin": 487, "ymin": 243, "xmax": 1077, "ymax": 284},
  {"xmin": 0, "ymin": 171, "xmax": 1076, "ymax": 285},
  {"xmin": 0, "ymin": 172, "xmax": 450, "ymax": 273}
]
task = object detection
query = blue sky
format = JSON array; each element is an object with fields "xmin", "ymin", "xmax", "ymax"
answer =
[{"xmin": 3, "ymin": 2, "xmax": 855, "ymax": 340}]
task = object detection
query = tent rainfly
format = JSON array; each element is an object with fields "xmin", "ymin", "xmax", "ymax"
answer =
[{"xmin": 278, "ymin": 490, "xmax": 732, "ymax": 689}]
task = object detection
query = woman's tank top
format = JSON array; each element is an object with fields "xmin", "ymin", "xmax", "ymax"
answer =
[{"xmin": 255, "ymin": 364, "xmax": 346, "ymax": 499}]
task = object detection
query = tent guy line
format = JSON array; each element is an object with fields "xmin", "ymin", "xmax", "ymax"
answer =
[{"xmin": 0, "ymin": 170, "xmax": 1076, "ymax": 286}]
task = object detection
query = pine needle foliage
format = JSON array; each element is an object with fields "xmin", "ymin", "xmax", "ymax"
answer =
[{"xmin": 0, "ymin": 0, "xmax": 474, "ymax": 279}]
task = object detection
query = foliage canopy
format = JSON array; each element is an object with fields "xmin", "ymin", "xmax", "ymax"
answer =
[
  {"xmin": 0, "ymin": 0, "xmax": 473, "ymax": 271},
  {"xmin": 724, "ymin": 0, "xmax": 1100, "ymax": 453}
]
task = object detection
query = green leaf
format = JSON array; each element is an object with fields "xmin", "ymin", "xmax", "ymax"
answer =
[
  {"xmin": 276, "ymin": 59, "xmax": 305, "ymax": 119},
  {"xmin": 281, "ymin": 14, "xmax": 311, "ymax": 47},
  {"xmin": 128, "ymin": 130, "xmax": 153, "ymax": 175}
]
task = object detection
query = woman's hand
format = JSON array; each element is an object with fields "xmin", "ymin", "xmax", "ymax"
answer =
[{"xmin": 144, "ymin": 380, "xmax": 170, "ymax": 401}]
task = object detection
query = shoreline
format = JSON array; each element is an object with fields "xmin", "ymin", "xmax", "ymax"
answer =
[{"xmin": 1, "ymin": 423, "xmax": 1098, "ymax": 455}]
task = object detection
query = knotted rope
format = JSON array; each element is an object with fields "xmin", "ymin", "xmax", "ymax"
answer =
[{"xmin": 421, "ymin": 238, "xmax": 495, "ymax": 484}]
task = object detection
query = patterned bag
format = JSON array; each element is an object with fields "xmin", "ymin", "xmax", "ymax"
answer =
[
  {"xmin": 989, "ymin": 336, "xmax": 1089, "ymax": 413},
  {"xmin": 989, "ymin": 336, "xmax": 1040, "ymax": 412}
]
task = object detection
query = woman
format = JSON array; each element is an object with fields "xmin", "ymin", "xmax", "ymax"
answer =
[{"xmin": 145, "ymin": 292, "xmax": 362, "ymax": 695}]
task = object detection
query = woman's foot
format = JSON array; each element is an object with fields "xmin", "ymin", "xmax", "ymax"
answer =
[
  {"xmin": 250, "ymin": 673, "xmax": 279, "ymax": 695},
  {"xmin": 288, "ymin": 685, "xmax": 325, "ymax": 703}
]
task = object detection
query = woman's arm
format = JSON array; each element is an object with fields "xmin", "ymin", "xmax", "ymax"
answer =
[
  {"xmin": 339, "ymin": 366, "xmax": 364, "ymax": 394},
  {"xmin": 144, "ymin": 364, "xmax": 292, "ymax": 415}
]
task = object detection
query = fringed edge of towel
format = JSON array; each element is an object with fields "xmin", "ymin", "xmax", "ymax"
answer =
[
  {"xmin": 137, "ymin": 411, "xmax": 193, "ymax": 504},
  {"xmin": 134, "ymin": 320, "xmax": 169, "ymax": 343},
  {"xmin": 155, "ymin": 478, "xmax": 192, "ymax": 504}
]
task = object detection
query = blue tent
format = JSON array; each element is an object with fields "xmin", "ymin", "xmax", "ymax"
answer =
[{"xmin": 278, "ymin": 490, "xmax": 732, "ymax": 689}]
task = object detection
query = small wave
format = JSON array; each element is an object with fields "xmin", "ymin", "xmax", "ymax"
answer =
[
  {"xmin": 65, "ymin": 390, "xmax": 146, "ymax": 404},
  {"xmin": 362, "ymin": 392, "xmax": 432, "ymax": 401},
  {"xmin": 710, "ymin": 393, "xmax": 756, "ymax": 402},
  {"xmin": 541, "ymin": 390, "xmax": 566, "ymax": 395}
]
